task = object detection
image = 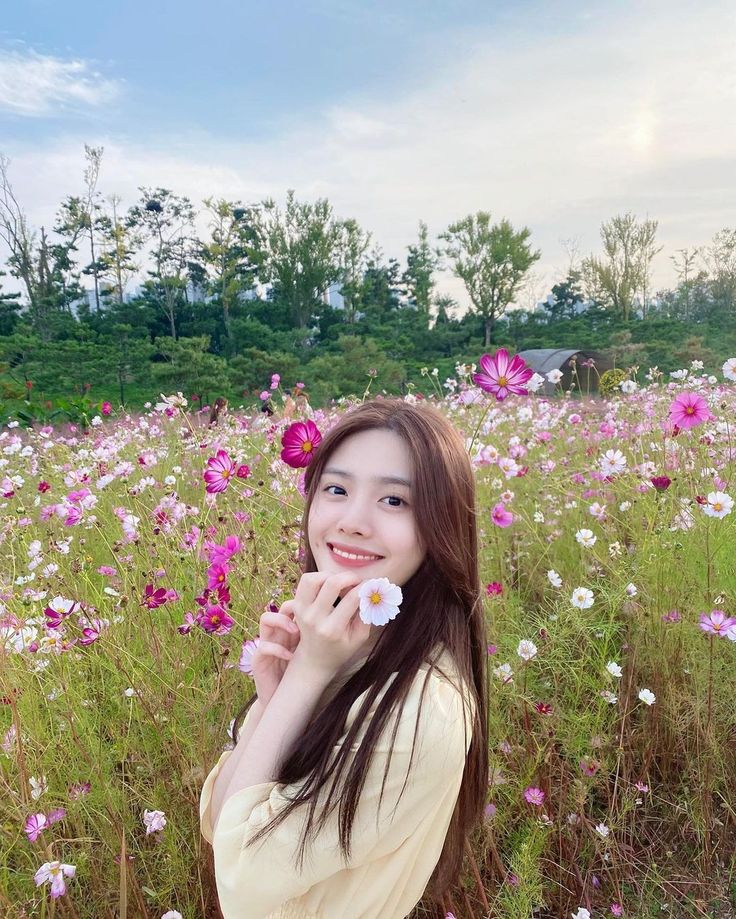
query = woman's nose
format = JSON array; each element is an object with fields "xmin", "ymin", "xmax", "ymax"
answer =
[{"xmin": 337, "ymin": 499, "xmax": 372, "ymax": 535}]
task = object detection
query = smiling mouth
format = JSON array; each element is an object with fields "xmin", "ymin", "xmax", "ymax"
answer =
[{"xmin": 327, "ymin": 543, "xmax": 384, "ymax": 561}]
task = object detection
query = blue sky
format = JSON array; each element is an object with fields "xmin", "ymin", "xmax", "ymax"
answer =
[{"xmin": 1, "ymin": 0, "xmax": 735, "ymax": 305}]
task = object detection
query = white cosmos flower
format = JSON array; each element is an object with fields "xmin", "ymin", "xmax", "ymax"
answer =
[
  {"xmin": 527, "ymin": 372, "xmax": 545, "ymax": 392},
  {"xmin": 595, "ymin": 822, "xmax": 610, "ymax": 838},
  {"xmin": 702, "ymin": 491, "xmax": 733, "ymax": 519},
  {"xmin": 600, "ymin": 690, "xmax": 618, "ymax": 704},
  {"xmin": 625, "ymin": 583, "xmax": 638, "ymax": 597},
  {"xmin": 638, "ymin": 688, "xmax": 656, "ymax": 706},
  {"xmin": 357, "ymin": 578, "xmax": 403, "ymax": 626},
  {"xmin": 547, "ymin": 569, "xmax": 563, "ymax": 588},
  {"xmin": 600, "ymin": 448, "xmax": 627, "ymax": 476},
  {"xmin": 517, "ymin": 639, "xmax": 538, "ymax": 661},
  {"xmin": 575, "ymin": 529, "xmax": 597, "ymax": 548},
  {"xmin": 572, "ymin": 909, "xmax": 591, "ymax": 919},
  {"xmin": 606, "ymin": 661, "xmax": 623, "ymax": 678},
  {"xmin": 493, "ymin": 662, "xmax": 514, "ymax": 684},
  {"xmin": 571, "ymin": 587, "xmax": 595, "ymax": 609},
  {"xmin": 722, "ymin": 357, "xmax": 736, "ymax": 381},
  {"xmin": 142, "ymin": 809, "xmax": 167, "ymax": 834},
  {"xmin": 546, "ymin": 368, "xmax": 564, "ymax": 384}
]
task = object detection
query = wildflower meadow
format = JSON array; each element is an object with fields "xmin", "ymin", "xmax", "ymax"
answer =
[{"xmin": 1, "ymin": 354, "xmax": 736, "ymax": 919}]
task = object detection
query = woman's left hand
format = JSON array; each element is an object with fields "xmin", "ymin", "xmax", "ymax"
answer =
[{"xmin": 289, "ymin": 571, "xmax": 372, "ymax": 680}]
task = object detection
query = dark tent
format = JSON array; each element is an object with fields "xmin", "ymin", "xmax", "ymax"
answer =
[{"xmin": 517, "ymin": 349, "xmax": 612, "ymax": 395}]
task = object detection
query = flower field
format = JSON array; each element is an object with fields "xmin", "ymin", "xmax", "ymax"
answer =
[{"xmin": 1, "ymin": 357, "xmax": 736, "ymax": 919}]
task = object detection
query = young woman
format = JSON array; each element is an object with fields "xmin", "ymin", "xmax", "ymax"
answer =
[{"xmin": 200, "ymin": 399, "xmax": 489, "ymax": 918}]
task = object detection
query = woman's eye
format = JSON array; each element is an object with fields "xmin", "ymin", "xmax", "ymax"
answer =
[{"xmin": 324, "ymin": 486, "xmax": 405, "ymax": 507}]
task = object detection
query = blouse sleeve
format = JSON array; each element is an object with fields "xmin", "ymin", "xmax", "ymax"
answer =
[{"xmin": 199, "ymin": 669, "xmax": 473, "ymax": 918}]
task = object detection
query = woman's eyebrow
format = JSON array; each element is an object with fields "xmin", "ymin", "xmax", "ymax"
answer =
[{"xmin": 322, "ymin": 466, "xmax": 412, "ymax": 489}]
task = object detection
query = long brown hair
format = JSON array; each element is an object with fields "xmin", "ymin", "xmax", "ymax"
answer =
[{"xmin": 230, "ymin": 398, "xmax": 488, "ymax": 905}]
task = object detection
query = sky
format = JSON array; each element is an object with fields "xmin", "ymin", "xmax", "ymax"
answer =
[{"xmin": 1, "ymin": 0, "xmax": 735, "ymax": 310}]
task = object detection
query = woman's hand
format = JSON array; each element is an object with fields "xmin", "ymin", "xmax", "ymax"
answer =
[
  {"xmin": 289, "ymin": 572, "xmax": 373, "ymax": 681},
  {"xmin": 250, "ymin": 602, "xmax": 301, "ymax": 708}
]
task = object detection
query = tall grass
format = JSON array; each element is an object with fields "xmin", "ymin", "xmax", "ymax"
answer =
[{"xmin": 1, "ymin": 365, "xmax": 735, "ymax": 918}]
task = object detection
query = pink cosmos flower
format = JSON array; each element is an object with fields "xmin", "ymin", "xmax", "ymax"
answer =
[
  {"xmin": 699, "ymin": 609, "xmax": 736, "ymax": 637},
  {"xmin": 199, "ymin": 604, "xmax": 234, "ymax": 635},
  {"xmin": 523, "ymin": 786, "xmax": 545, "ymax": 806},
  {"xmin": 611, "ymin": 904, "xmax": 624, "ymax": 917},
  {"xmin": 239, "ymin": 637, "xmax": 260, "ymax": 674},
  {"xmin": 473, "ymin": 349, "xmax": 534, "ymax": 401},
  {"xmin": 492, "ymin": 503, "xmax": 514, "ymax": 527},
  {"xmin": 650, "ymin": 476, "xmax": 672, "ymax": 491},
  {"xmin": 206, "ymin": 535, "xmax": 241, "ymax": 566},
  {"xmin": 25, "ymin": 812, "xmax": 49, "ymax": 842},
  {"xmin": 141, "ymin": 584, "xmax": 168, "ymax": 609},
  {"xmin": 207, "ymin": 563, "xmax": 229, "ymax": 591},
  {"xmin": 280, "ymin": 420, "xmax": 322, "ymax": 468},
  {"xmin": 101, "ymin": 401, "xmax": 112, "ymax": 416},
  {"xmin": 177, "ymin": 612, "xmax": 200, "ymax": 635},
  {"xmin": 486, "ymin": 582, "xmax": 503, "ymax": 596},
  {"xmin": 203, "ymin": 449, "xmax": 236, "ymax": 493},
  {"xmin": 34, "ymin": 860, "xmax": 76, "ymax": 898},
  {"xmin": 668, "ymin": 392, "xmax": 712, "ymax": 429}
]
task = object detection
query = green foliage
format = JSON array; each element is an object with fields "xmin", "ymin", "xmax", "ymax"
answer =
[{"xmin": 149, "ymin": 335, "xmax": 231, "ymax": 403}]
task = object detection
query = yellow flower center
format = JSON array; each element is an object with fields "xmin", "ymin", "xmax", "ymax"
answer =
[
  {"xmin": 370, "ymin": 592, "xmax": 382, "ymax": 605},
  {"xmin": 498, "ymin": 375, "xmax": 508, "ymax": 386},
  {"xmin": 685, "ymin": 406, "xmax": 694, "ymax": 414},
  {"xmin": 302, "ymin": 441, "xmax": 313, "ymax": 453},
  {"xmin": 713, "ymin": 502, "xmax": 722, "ymax": 511}
]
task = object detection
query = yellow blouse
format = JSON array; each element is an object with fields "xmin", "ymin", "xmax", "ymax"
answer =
[{"xmin": 200, "ymin": 647, "xmax": 474, "ymax": 919}]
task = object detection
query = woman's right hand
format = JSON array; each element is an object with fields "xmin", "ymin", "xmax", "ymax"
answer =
[{"xmin": 250, "ymin": 601, "xmax": 301, "ymax": 708}]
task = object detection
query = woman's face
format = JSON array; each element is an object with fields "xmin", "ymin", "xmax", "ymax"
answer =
[{"xmin": 307, "ymin": 428, "xmax": 425, "ymax": 589}]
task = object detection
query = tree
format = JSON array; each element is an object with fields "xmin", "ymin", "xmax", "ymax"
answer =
[
  {"xmin": 583, "ymin": 213, "xmax": 661, "ymax": 321},
  {"xmin": 251, "ymin": 190, "xmax": 342, "ymax": 329},
  {"xmin": 701, "ymin": 229, "xmax": 736, "ymax": 325},
  {"xmin": 0, "ymin": 154, "xmax": 87, "ymax": 339},
  {"xmin": 335, "ymin": 218, "xmax": 371, "ymax": 325},
  {"xmin": 0, "ymin": 269, "xmax": 21, "ymax": 336},
  {"xmin": 440, "ymin": 212, "xmax": 541, "ymax": 347},
  {"xmin": 402, "ymin": 221, "xmax": 440, "ymax": 327},
  {"xmin": 542, "ymin": 271, "xmax": 588, "ymax": 320},
  {"xmin": 127, "ymin": 188, "xmax": 197, "ymax": 340},
  {"xmin": 198, "ymin": 198, "xmax": 259, "ymax": 347},
  {"xmin": 97, "ymin": 194, "xmax": 141, "ymax": 305}
]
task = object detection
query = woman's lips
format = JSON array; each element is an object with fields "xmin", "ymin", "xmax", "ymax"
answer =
[{"xmin": 328, "ymin": 543, "xmax": 383, "ymax": 568}]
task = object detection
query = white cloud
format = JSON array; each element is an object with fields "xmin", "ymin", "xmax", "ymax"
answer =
[
  {"xmin": 0, "ymin": 49, "xmax": 120, "ymax": 117},
  {"xmin": 1, "ymin": 0, "xmax": 735, "ymax": 310}
]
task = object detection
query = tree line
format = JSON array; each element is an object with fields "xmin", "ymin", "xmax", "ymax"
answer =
[{"xmin": 0, "ymin": 146, "xmax": 734, "ymax": 417}]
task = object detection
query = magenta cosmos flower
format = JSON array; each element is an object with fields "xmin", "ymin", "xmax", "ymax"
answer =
[
  {"xmin": 204, "ymin": 449, "xmax": 236, "ymax": 493},
  {"xmin": 668, "ymin": 392, "xmax": 712, "ymax": 430},
  {"xmin": 473, "ymin": 349, "xmax": 533, "ymax": 401},
  {"xmin": 280, "ymin": 420, "xmax": 322, "ymax": 468}
]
